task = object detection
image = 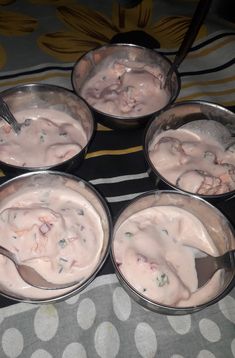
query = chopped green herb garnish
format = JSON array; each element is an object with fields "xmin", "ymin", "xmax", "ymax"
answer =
[
  {"xmin": 77, "ymin": 209, "xmax": 84, "ymax": 216},
  {"xmin": 162, "ymin": 229, "xmax": 168, "ymax": 235},
  {"xmin": 58, "ymin": 238, "xmax": 67, "ymax": 248},
  {"xmin": 124, "ymin": 232, "xmax": 133, "ymax": 238},
  {"xmin": 40, "ymin": 135, "xmax": 45, "ymax": 143},
  {"xmin": 59, "ymin": 257, "xmax": 68, "ymax": 262},
  {"xmin": 39, "ymin": 130, "xmax": 47, "ymax": 143},
  {"xmin": 12, "ymin": 235, "xmax": 17, "ymax": 240},
  {"xmin": 156, "ymin": 273, "xmax": 169, "ymax": 287},
  {"xmin": 58, "ymin": 265, "xmax": 63, "ymax": 274},
  {"xmin": 59, "ymin": 131, "xmax": 68, "ymax": 136}
]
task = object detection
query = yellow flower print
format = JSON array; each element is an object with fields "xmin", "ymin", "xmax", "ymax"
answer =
[
  {"xmin": 0, "ymin": 10, "xmax": 38, "ymax": 35},
  {"xmin": 0, "ymin": 9, "xmax": 37, "ymax": 68},
  {"xmin": 0, "ymin": 0, "xmax": 15, "ymax": 5},
  {"xmin": 28, "ymin": 0, "xmax": 75, "ymax": 4},
  {"xmin": 112, "ymin": 0, "xmax": 152, "ymax": 31},
  {"xmin": 0, "ymin": 43, "xmax": 6, "ymax": 68},
  {"xmin": 38, "ymin": 0, "xmax": 207, "ymax": 62},
  {"xmin": 151, "ymin": 16, "xmax": 207, "ymax": 49}
]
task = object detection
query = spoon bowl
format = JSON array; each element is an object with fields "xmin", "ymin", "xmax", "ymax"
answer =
[
  {"xmin": 195, "ymin": 249, "xmax": 235, "ymax": 289},
  {"xmin": 0, "ymin": 245, "xmax": 81, "ymax": 290}
]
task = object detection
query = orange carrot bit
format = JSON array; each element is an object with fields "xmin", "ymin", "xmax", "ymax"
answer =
[
  {"xmin": 13, "ymin": 228, "xmax": 28, "ymax": 237},
  {"xmin": 219, "ymin": 173, "xmax": 230, "ymax": 183},
  {"xmin": 3, "ymin": 124, "xmax": 12, "ymax": 134}
]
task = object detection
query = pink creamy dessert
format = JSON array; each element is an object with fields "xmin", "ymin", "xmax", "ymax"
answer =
[
  {"xmin": 80, "ymin": 59, "xmax": 169, "ymax": 117},
  {"xmin": 149, "ymin": 125, "xmax": 235, "ymax": 195},
  {"xmin": 0, "ymin": 176, "xmax": 104, "ymax": 300},
  {"xmin": 113, "ymin": 205, "xmax": 221, "ymax": 307},
  {"xmin": 0, "ymin": 108, "xmax": 88, "ymax": 167}
]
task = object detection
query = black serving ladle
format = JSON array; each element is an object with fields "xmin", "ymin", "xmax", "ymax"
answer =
[
  {"xmin": 111, "ymin": 0, "xmax": 213, "ymax": 81},
  {"xmin": 164, "ymin": 0, "xmax": 213, "ymax": 88}
]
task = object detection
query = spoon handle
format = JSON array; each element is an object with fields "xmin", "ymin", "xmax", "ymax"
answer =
[
  {"xmin": 0, "ymin": 245, "xmax": 17, "ymax": 263},
  {"xmin": 0, "ymin": 96, "xmax": 21, "ymax": 133},
  {"xmin": 172, "ymin": 0, "xmax": 213, "ymax": 69},
  {"xmin": 218, "ymin": 249, "xmax": 235, "ymax": 270}
]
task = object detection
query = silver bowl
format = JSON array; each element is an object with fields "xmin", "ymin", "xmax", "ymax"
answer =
[
  {"xmin": 144, "ymin": 100, "xmax": 235, "ymax": 202},
  {"xmin": 0, "ymin": 171, "xmax": 112, "ymax": 303},
  {"xmin": 0, "ymin": 83, "xmax": 95, "ymax": 176},
  {"xmin": 71, "ymin": 43, "xmax": 180, "ymax": 130},
  {"xmin": 111, "ymin": 190, "xmax": 235, "ymax": 315}
]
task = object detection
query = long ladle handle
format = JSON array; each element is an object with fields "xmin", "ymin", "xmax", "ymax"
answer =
[
  {"xmin": 173, "ymin": 0, "xmax": 213, "ymax": 70},
  {"xmin": 0, "ymin": 245, "xmax": 18, "ymax": 263}
]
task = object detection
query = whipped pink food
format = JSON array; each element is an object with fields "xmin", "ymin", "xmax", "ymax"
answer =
[
  {"xmin": 113, "ymin": 205, "xmax": 221, "ymax": 307},
  {"xmin": 149, "ymin": 124, "xmax": 235, "ymax": 195},
  {"xmin": 0, "ymin": 108, "xmax": 88, "ymax": 167},
  {"xmin": 0, "ymin": 178, "xmax": 104, "ymax": 300},
  {"xmin": 80, "ymin": 60, "xmax": 169, "ymax": 117}
]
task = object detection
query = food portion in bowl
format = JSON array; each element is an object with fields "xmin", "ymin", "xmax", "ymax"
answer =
[
  {"xmin": 72, "ymin": 44, "xmax": 180, "ymax": 129},
  {"xmin": 112, "ymin": 191, "xmax": 235, "ymax": 310},
  {"xmin": 80, "ymin": 58, "xmax": 170, "ymax": 117},
  {"xmin": 0, "ymin": 108, "xmax": 88, "ymax": 167},
  {"xmin": 113, "ymin": 206, "xmax": 221, "ymax": 307},
  {"xmin": 0, "ymin": 84, "xmax": 95, "ymax": 170},
  {"xmin": 148, "ymin": 118, "xmax": 235, "ymax": 196},
  {"xmin": 0, "ymin": 172, "xmax": 111, "ymax": 302}
]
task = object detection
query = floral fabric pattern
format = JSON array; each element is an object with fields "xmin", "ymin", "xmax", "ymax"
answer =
[
  {"xmin": 0, "ymin": 7, "xmax": 37, "ymax": 68},
  {"xmin": 37, "ymin": 1, "xmax": 207, "ymax": 62},
  {"xmin": 0, "ymin": 0, "xmax": 208, "ymax": 66}
]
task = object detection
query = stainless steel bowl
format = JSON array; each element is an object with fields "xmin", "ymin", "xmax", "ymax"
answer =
[
  {"xmin": 0, "ymin": 83, "xmax": 95, "ymax": 176},
  {"xmin": 111, "ymin": 190, "xmax": 235, "ymax": 315},
  {"xmin": 0, "ymin": 171, "xmax": 112, "ymax": 303},
  {"xmin": 71, "ymin": 43, "xmax": 180, "ymax": 130},
  {"xmin": 144, "ymin": 100, "xmax": 235, "ymax": 202}
]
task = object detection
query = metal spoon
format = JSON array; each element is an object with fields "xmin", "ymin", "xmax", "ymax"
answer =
[
  {"xmin": 0, "ymin": 96, "xmax": 31, "ymax": 134},
  {"xmin": 0, "ymin": 245, "xmax": 80, "ymax": 290},
  {"xmin": 194, "ymin": 248, "xmax": 235, "ymax": 289},
  {"xmin": 165, "ymin": 0, "xmax": 213, "ymax": 89}
]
